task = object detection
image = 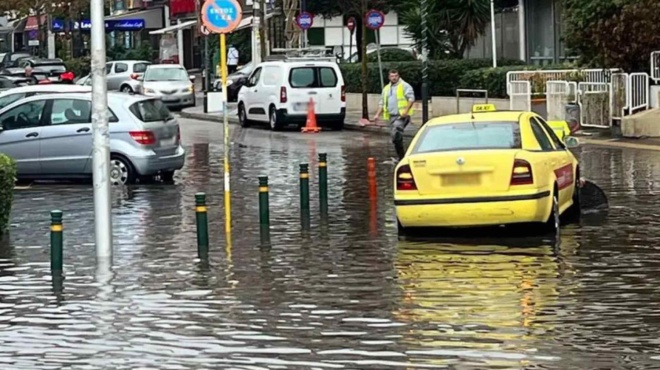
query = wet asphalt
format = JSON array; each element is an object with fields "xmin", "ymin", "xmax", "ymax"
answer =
[{"xmin": 1, "ymin": 116, "xmax": 660, "ymax": 368}]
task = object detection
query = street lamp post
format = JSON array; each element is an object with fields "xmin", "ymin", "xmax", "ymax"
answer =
[
  {"xmin": 490, "ymin": 0, "xmax": 497, "ymax": 68},
  {"xmin": 89, "ymin": 0, "xmax": 113, "ymax": 261},
  {"xmin": 421, "ymin": 0, "xmax": 429, "ymax": 125}
]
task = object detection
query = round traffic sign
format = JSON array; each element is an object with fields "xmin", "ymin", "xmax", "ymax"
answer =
[
  {"xmin": 364, "ymin": 9, "xmax": 385, "ymax": 30},
  {"xmin": 347, "ymin": 17, "xmax": 356, "ymax": 33},
  {"xmin": 201, "ymin": 0, "xmax": 243, "ymax": 34},
  {"xmin": 295, "ymin": 11, "xmax": 314, "ymax": 30}
]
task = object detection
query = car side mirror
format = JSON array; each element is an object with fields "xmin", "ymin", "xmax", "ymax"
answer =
[
  {"xmin": 565, "ymin": 136, "xmax": 580, "ymax": 148},
  {"xmin": 189, "ymin": 75, "xmax": 196, "ymax": 82}
]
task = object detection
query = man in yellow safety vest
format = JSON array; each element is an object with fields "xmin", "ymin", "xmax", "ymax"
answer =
[{"xmin": 373, "ymin": 69, "xmax": 415, "ymax": 161}]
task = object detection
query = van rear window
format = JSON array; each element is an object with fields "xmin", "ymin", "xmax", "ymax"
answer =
[
  {"xmin": 129, "ymin": 99, "xmax": 174, "ymax": 122},
  {"xmin": 412, "ymin": 121, "xmax": 521, "ymax": 154},
  {"xmin": 289, "ymin": 67, "xmax": 338, "ymax": 88}
]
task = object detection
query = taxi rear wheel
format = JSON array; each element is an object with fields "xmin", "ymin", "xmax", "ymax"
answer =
[
  {"xmin": 542, "ymin": 187, "xmax": 560, "ymax": 234},
  {"xmin": 397, "ymin": 219, "xmax": 408, "ymax": 240},
  {"xmin": 565, "ymin": 168, "xmax": 581, "ymax": 222}
]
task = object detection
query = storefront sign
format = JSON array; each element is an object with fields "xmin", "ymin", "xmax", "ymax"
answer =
[{"xmin": 52, "ymin": 19, "xmax": 145, "ymax": 32}]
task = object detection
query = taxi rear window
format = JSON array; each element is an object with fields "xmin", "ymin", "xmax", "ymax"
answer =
[{"xmin": 412, "ymin": 121, "xmax": 521, "ymax": 153}]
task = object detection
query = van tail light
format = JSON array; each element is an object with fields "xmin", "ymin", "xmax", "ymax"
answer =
[
  {"xmin": 341, "ymin": 85, "xmax": 345, "ymax": 102},
  {"xmin": 280, "ymin": 86, "xmax": 287, "ymax": 103},
  {"xmin": 129, "ymin": 130, "xmax": 156, "ymax": 145},
  {"xmin": 396, "ymin": 164, "xmax": 417, "ymax": 191},
  {"xmin": 60, "ymin": 72, "xmax": 74, "ymax": 81},
  {"xmin": 510, "ymin": 159, "xmax": 533, "ymax": 185}
]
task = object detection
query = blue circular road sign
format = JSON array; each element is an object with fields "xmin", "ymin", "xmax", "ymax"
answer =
[
  {"xmin": 201, "ymin": 0, "xmax": 243, "ymax": 34},
  {"xmin": 296, "ymin": 11, "xmax": 314, "ymax": 30},
  {"xmin": 365, "ymin": 9, "xmax": 385, "ymax": 30}
]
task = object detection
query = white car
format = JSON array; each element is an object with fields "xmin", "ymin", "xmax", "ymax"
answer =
[
  {"xmin": 0, "ymin": 84, "xmax": 92, "ymax": 111},
  {"xmin": 237, "ymin": 58, "xmax": 346, "ymax": 130}
]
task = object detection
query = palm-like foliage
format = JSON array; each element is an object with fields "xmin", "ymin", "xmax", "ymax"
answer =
[{"xmin": 398, "ymin": 0, "xmax": 491, "ymax": 59}]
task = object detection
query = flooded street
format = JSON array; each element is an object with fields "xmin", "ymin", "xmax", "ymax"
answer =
[{"xmin": 2, "ymin": 117, "xmax": 660, "ymax": 369}]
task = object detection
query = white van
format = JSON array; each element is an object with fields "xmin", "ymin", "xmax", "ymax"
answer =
[{"xmin": 236, "ymin": 58, "xmax": 346, "ymax": 130}]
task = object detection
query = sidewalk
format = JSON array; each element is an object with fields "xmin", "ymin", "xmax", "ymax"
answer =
[{"xmin": 179, "ymin": 106, "xmax": 660, "ymax": 151}]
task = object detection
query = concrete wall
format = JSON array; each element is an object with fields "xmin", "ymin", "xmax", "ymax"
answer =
[
  {"xmin": 345, "ymin": 93, "xmax": 510, "ymax": 119},
  {"xmin": 622, "ymin": 107, "xmax": 660, "ymax": 138}
]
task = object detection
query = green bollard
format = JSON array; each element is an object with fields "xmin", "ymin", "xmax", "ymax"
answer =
[
  {"xmin": 50, "ymin": 210, "xmax": 63, "ymax": 273},
  {"xmin": 258, "ymin": 176, "xmax": 271, "ymax": 246},
  {"xmin": 299, "ymin": 163, "xmax": 310, "ymax": 229},
  {"xmin": 318, "ymin": 153, "xmax": 328, "ymax": 217},
  {"xmin": 195, "ymin": 193, "xmax": 209, "ymax": 260}
]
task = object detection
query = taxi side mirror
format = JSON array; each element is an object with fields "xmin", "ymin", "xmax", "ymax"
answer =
[{"xmin": 565, "ymin": 136, "xmax": 580, "ymax": 148}]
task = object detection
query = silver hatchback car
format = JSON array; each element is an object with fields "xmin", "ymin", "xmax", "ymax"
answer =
[{"xmin": 0, "ymin": 92, "xmax": 185, "ymax": 184}]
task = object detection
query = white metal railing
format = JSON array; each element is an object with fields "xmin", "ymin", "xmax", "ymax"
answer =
[
  {"xmin": 578, "ymin": 82, "xmax": 611, "ymax": 128},
  {"xmin": 652, "ymin": 51, "xmax": 660, "ymax": 82},
  {"xmin": 610, "ymin": 72, "xmax": 629, "ymax": 120},
  {"xmin": 546, "ymin": 81, "xmax": 570, "ymax": 121},
  {"xmin": 508, "ymin": 81, "xmax": 531, "ymax": 111},
  {"xmin": 506, "ymin": 69, "xmax": 620, "ymax": 96},
  {"xmin": 628, "ymin": 72, "xmax": 649, "ymax": 114}
]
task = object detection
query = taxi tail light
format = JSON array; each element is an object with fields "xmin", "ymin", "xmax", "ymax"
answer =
[
  {"xmin": 396, "ymin": 164, "xmax": 417, "ymax": 191},
  {"xmin": 280, "ymin": 86, "xmax": 287, "ymax": 103},
  {"xmin": 510, "ymin": 159, "xmax": 533, "ymax": 185},
  {"xmin": 129, "ymin": 130, "xmax": 156, "ymax": 145}
]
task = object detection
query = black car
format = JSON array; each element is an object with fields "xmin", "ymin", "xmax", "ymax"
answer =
[
  {"xmin": 1, "ymin": 58, "xmax": 75, "ymax": 84},
  {"xmin": 213, "ymin": 62, "xmax": 253, "ymax": 102}
]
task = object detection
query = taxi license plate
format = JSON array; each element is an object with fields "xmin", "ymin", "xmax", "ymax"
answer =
[{"xmin": 442, "ymin": 174, "xmax": 480, "ymax": 186}]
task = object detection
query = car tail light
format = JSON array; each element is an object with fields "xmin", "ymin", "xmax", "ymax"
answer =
[
  {"xmin": 176, "ymin": 126, "xmax": 181, "ymax": 143},
  {"xmin": 60, "ymin": 72, "xmax": 74, "ymax": 81},
  {"xmin": 129, "ymin": 130, "xmax": 156, "ymax": 145},
  {"xmin": 510, "ymin": 159, "xmax": 533, "ymax": 185},
  {"xmin": 280, "ymin": 86, "xmax": 287, "ymax": 103},
  {"xmin": 130, "ymin": 73, "xmax": 139, "ymax": 80},
  {"xmin": 396, "ymin": 164, "xmax": 417, "ymax": 191},
  {"xmin": 341, "ymin": 85, "xmax": 345, "ymax": 102}
]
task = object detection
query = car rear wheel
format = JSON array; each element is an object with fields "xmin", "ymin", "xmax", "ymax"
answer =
[
  {"xmin": 121, "ymin": 85, "xmax": 133, "ymax": 94},
  {"xmin": 542, "ymin": 188, "xmax": 560, "ymax": 235},
  {"xmin": 110, "ymin": 154, "xmax": 136, "ymax": 185},
  {"xmin": 160, "ymin": 171, "xmax": 175, "ymax": 183}
]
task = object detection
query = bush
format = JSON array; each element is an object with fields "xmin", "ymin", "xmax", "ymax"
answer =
[
  {"xmin": 0, "ymin": 154, "xmax": 16, "ymax": 235},
  {"xmin": 366, "ymin": 49, "xmax": 417, "ymax": 63},
  {"xmin": 65, "ymin": 57, "xmax": 91, "ymax": 79},
  {"xmin": 340, "ymin": 58, "xmax": 527, "ymax": 98},
  {"xmin": 459, "ymin": 63, "xmax": 580, "ymax": 98}
]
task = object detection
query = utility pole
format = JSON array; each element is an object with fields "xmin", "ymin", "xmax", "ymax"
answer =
[
  {"xmin": 258, "ymin": 0, "xmax": 267, "ymax": 59},
  {"xmin": 90, "ymin": 0, "xmax": 113, "ymax": 261},
  {"xmin": 421, "ymin": 0, "xmax": 429, "ymax": 125}
]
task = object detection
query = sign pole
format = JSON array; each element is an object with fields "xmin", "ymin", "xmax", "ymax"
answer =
[
  {"xmin": 220, "ymin": 33, "xmax": 231, "ymax": 236},
  {"xmin": 347, "ymin": 17, "xmax": 355, "ymax": 63},
  {"xmin": 90, "ymin": 0, "xmax": 113, "ymax": 261},
  {"xmin": 421, "ymin": 0, "xmax": 429, "ymax": 125},
  {"xmin": 365, "ymin": 10, "xmax": 385, "ymax": 87},
  {"xmin": 374, "ymin": 31, "xmax": 384, "ymax": 88},
  {"xmin": 490, "ymin": 0, "xmax": 497, "ymax": 68}
]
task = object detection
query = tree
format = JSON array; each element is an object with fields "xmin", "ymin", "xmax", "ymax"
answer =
[
  {"xmin": 394, "ymin": 0, "xmax": 491, "ymax": 59},
  {"xmin": 306, "ymin": 0, "xmax": 391, "ymax": 118},
  {"xmin": 563, "ymin": 0, "xmax": 660, "ymax": 72}
]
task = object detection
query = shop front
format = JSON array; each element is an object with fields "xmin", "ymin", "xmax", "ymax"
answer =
[{"xmin": 150, "ymin": 0, "xmax": 201, "ymax": 69}]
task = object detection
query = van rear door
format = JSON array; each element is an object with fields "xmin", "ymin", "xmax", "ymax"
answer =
[{"xmin": 287, "ymin": 65, "xmax": 342, "ymax": 115}]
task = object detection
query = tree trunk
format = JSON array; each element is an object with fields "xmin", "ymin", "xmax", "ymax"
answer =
[{"xmin": 359, "ymin": 0, "xmax": 368, "ymax": 119}]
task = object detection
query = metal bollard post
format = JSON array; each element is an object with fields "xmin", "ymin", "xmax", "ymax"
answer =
[
  {"xmin": 258, "ymin": 176, "xmax": 271, "ymax": 245},
  {"xmin": 318, "ymin": 153, "xmax": 328, "ymax": 217},
  {"xmin": 299, "ymin": 163, "xmax": 310, "ymax": 229},
  {"xmin": 368, "ymin": 157, "xmax": 377, "ymax": 199},
  {"xmin": 50, "ymin": 210, "xmax": 63, "ymax": 273},
  {"xmin": 195, "ymin": 193, "xmax": 209, "ymax": 260}
]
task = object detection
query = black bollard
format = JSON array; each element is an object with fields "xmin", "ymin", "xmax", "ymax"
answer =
[
  {"xmin": 50, "ymin": 210, "xmax": 63, "ymax": 273},
  {"xmin": 299, "ymin": 163, "xmax": 310, "ymax": 230}
]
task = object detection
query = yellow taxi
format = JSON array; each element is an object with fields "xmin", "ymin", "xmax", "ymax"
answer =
[{"xmin": 394, "ymin": 104, "xmax": 581, "ymax": 235}]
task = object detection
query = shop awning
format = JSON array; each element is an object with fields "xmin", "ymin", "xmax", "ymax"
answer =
[
  {"xmin": 106, "ymin": 7, "xmax": 164, "ymax": 29},
  {"xmin": 149, "ymin": 20, "xmax": 197, "ymax": 35}
]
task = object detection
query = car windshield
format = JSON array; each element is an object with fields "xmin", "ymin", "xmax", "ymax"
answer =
[
  {"xmin": 144, "ymin": 68, "xmax": 188, "ymax": 82},
  {"xmin": 129, "ymin": 98, "xmax": 174, "ymax": 122},
  {"xmin": 412, "ymin": 121, "xmax": 521, "ymax": 154}
]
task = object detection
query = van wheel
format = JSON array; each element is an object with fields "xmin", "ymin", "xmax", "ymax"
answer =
[
  {"xmin": 269, "ymin": 106, "xmax": 282, "ymax": 131},
  {"xmin": 238, "ymin": 103, "xmax": 250, "ymax": 128},
  {"xmin": 332, "ymin": 119, "xmax": 345, "ymax": 131},
  {"xmin": 110, "ymin": 154, "xmax": 136, "ymax": 185}
]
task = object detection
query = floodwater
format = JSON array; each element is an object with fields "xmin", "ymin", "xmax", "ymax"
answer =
[{"xmin": 2, "ymin": 118, "xmax": 660, "ymax": 369}]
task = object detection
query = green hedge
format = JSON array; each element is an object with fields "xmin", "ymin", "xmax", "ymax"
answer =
[
  {"xmin": 366, "ymin": 48, "xmax": 417, "ymax": 63},
  {"xmin": 65, "ymin": 57, "xmax": 91, "ymax": 79},
  {"xmin": 459, "ymin": 64, "xmax": 578, "ymax": 98},
  {"xmin": 0, "ymin": 154, "xmax": 16, "ymax": 235},
  {"xmin": 340, "ymin": 58, "xmax": 527, "ymax": 98}
]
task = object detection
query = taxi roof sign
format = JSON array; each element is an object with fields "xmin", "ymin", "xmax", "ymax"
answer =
[{"xmin": 472, "ymin": 104, "xmax": 496, "ymax": 113}]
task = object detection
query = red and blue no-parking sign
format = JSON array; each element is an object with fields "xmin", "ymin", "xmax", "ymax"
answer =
[
  {"xmin": 364, "ymin": 9, "xmax": 385, "ymax": 30},
  {"xmin": 296, "ymin": 11, "xmax": 314, "ymax": 30},
  {"xmin": 201, "ymin": 0, "xmax": 243, "ymax": 34}
]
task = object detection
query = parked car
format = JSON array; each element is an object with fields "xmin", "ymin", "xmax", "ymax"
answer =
[
  {"xmin": 0, "ymin": 52, "xmax": 31, "ymax": 69},
  {"xmin": 76, "ymin": 60, "xmax": 149, "ymax": 92},
  {"xmin": 212, "ymin": 61, "xmax": 254, "ymax": 102},
  {"xmin": 237, "ymin": 57, "xmax": 346, "ymax": 130},
  {"xmin": 0, "ymin": 84, "xmax": 92, "ymax": 110},
  {"xmin": 138, "ymin": 64, "xmax": 196, "ymax": 109},
  {"xmin": 0, "ymin": 92, "xmax": 185, "ymax": 184},
  {"xmin": 2, "ymin": 58, "xmax": 76, "ymax": 84}
]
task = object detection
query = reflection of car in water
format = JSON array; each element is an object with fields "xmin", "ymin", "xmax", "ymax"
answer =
[
  {"xmin": 392, "ymin": 239, "xmax": 573, "ymax": 360},
  {"xmin": 395, "ymin": 104, "xmax": 582, "ymax": 236}
]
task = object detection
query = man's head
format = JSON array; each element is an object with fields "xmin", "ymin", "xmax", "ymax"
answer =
[
  {"xmin": 388, "ymin": 69, "xmax": 400, "ymax": 84},
  {"xmin": 24, "ymin": 66, "xmax": 32, "ymax": 77}
]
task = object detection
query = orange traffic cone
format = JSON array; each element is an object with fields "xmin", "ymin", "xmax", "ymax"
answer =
[{"xmin": 301, "ymin": 97, "xmax": 321, "ymax": 133}]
